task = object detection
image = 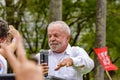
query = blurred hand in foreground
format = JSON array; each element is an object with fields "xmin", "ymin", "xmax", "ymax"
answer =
[{"xmin": 1, "ymin": 25, "xmax": 44, "ymax": 80}]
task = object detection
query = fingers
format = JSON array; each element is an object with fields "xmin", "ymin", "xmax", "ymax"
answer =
[
  {"xmin": 40, "ymin": 63, "xmax": 47, "ymax": 66},
  {"xmin": 54, "ymin": 62, "xmax": 65, "ymax": 71},
  {"xmin": 8, "ymin": 25, "xmax": 20, "ymax": 38},
  {"xmin": 9, "ymin": 25, "xmax": 27, "ymax": 62},
  {"xmin": 43, "ymin": 67, "xmax": 49, "ymax": 74},
  {"xmin": 55, "ymin": 62, "xmax": 71, "ymax": 71},
  {"xmin": 0, "ymin": 43, "xmax": 19, "ymax": 70},
  {"xmin": 40, "ymin": 63, "xmax": 49, "ymax": 74},
  {"xmin": 55, "ymin": 58, "xmax": 73, "ymax": 71},
  {"xmin": 66, "ymin": 62, "xmax": 71, "ymax": 67}
]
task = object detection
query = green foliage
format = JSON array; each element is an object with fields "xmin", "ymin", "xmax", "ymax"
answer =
[
  {"xmin": 0, "ymin": 0, "xmax": 120, "ymax": 79},
  {"xmin": 105, "ymin": 0, "xmax": 120, "ymax": 78},
  {"xmin": 27, "ymin": 0, "xmax": 49, "ymax": 14}
]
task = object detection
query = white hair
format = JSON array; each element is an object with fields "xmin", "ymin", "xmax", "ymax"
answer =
[{"xmin": 48, "ymin": 21, "xmax": 70, "ymax": 35}]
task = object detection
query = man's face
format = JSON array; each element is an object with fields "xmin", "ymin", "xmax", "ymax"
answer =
[{"xmin": 48, "ymin": 25, "xmax": 70, "ymax": 53}]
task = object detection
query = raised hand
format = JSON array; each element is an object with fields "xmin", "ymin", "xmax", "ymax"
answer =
[{"xmin": 1, "ymin": 25, "xmax": 43, "ymax": 80}]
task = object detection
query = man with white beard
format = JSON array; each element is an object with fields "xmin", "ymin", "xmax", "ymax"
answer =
[{"xmin": 36, "ymin": 21, "xmax": 94, "ymax": 80}]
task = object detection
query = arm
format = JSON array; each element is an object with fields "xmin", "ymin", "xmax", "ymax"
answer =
[
  {"xmin": 70, "ymin": 47, "xmax": 94, "ymax": 74},
  {"xmin": 55, "ymin": 47, "xmax": 94, "ymax": 74},
  {"xmin": 1, "ymin": 25, "xmax": 43, "ymax": 80}
]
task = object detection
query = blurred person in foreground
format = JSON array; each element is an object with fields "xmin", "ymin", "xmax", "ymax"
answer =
[
  {"xmin": 36, "ymin": 21, "xmax": 94, "ymax": 80},
  {"xmin": 0, "ymin": 19, "xmax": 16, "ymax": 74},
  {"xmin": 1, "ymin": 26, "xmax": 44, "ymax": 80}
]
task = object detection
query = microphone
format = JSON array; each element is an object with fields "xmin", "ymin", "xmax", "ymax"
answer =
[{"xmin": 40, "ymin": 50, "xmax": 49, "ymax": 77}]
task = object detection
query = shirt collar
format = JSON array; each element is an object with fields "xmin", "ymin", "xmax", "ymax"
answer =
[{"xmin": 65, "ymin": 44, "xmax": 72, "ymax": 55}]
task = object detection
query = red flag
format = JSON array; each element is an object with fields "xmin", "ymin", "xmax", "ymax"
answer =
[{"xmin": 94, "ymin": 47, "xmax": 118, "ymax": 71}]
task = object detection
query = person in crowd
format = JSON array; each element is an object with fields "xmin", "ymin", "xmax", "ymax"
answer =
[
  {"xmin": 36, "ymin": 21, "xmax": 94, "ymax": 80},
  {"xmin": 1, "ymin": 25, "xmax": 44, "ymax": 80},
  {"xmin": 0, "ymin": 20, "xmax": 16, "ymax": 57},
  {"xmin": 0, "ymin": 20, "xmax": 16, "ymax": 74}
]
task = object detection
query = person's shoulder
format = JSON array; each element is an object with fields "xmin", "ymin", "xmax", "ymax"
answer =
[
  {"xmin": 71, "ymin": 46, "xmax": 87, "ymax": 54},
  {"xmin": 0, "ymin": 54, "xmax": 7, "ymax": 74},
  {"xmin": 71, "ymin": 46, "xmax": 84, "ymax": 51}
]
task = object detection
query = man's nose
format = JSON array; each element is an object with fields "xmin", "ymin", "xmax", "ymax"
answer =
[{"xmin": 50, "ymin": 36, "xmax": 55, "ymax": 41}]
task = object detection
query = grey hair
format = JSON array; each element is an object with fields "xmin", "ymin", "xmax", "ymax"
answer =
[{"xmin": 48, "ymin": 21, "xmax": 70, "ymax": 35}]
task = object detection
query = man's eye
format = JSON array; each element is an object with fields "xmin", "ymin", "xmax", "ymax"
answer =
[{"xmin": 48, "ymin": 35, "xmax": 51, "ymax": 38}]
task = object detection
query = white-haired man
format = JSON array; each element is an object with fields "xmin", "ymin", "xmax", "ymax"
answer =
[{"xmin": 36, "ymin": 21, "xmax": 94, "ymax": 80}]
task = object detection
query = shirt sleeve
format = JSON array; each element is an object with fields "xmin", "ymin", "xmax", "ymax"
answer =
[{"xmin": 70, "ymin": 46, "xmax": 94, "ymax": 74}]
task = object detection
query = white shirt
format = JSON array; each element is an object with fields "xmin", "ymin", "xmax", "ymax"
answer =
[
  {"xmin": 0, "ymin": 54, "xmax": 7, "ymax": 74},
  {"xmin": 36, "ymin": 44, "xmax": 94, "ymax": 80}
]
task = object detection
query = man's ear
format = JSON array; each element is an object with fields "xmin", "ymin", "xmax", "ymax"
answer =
[{"xmin": 67, "ymin": 35, "xmax": 70, "ymax": 42}]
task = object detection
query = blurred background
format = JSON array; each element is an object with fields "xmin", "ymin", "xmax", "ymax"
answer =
[{"xmin": 0, "ymin": 0, "xmax": 120, "ymax": 80}]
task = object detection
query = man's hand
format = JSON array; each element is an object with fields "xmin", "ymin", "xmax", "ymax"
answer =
[
  {"xmin": 40, "ymin": 63, "xmax": 49, "ymax": 74},
  {"xmin": 55, "ymin": 58, "xmax": 73, "ymax": 71}
]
